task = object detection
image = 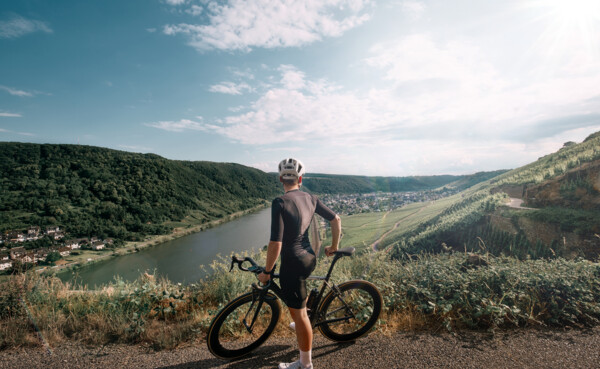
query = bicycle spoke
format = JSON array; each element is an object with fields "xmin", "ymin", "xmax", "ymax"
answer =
[
  {"xmin": 217, "ymin": 300, "xmax": 274, "ymax": 351},
  {"xmin": 320, "ymin": 283, "xmax": 379, "ymax": 337}
]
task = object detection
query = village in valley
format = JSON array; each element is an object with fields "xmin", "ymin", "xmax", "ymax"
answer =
[
  {"xmin": 0, "ymin": 226, "xmax": 113, "ymax": 273},
  {"xmin": 319, "ymin": 189, "xmax": 454, "ymax": 215}
]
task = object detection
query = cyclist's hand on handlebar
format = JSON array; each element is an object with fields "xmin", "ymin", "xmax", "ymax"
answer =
[
  {"xmin": 258, "ymin": 271, "xmax": 270, "ymax": 284},
  {"xmin": 325, "ymin": 246, "xmax": 338, "ymax": 257}
]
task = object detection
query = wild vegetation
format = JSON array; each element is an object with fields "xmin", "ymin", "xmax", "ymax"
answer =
[
  {"xmin": 2, "ymin": 250, "xmax": 598, "ymax": 350},
  {"xmin": 492, "ymin": 131, "xmax": 600, "ymax": 187}
]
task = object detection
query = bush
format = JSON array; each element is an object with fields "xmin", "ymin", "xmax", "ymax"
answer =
[{"xmin": 1, "ymin": 251, "xmax": 598, "ymax": 350}]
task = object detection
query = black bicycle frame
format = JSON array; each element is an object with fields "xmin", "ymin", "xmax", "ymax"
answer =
[{"xmin": 243, "ymin": 251, "xmax": 353, "ymax": 331}]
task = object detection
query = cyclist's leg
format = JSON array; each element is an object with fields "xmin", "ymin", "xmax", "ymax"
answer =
[
  {"xmin": 289, "ymin": 306, "xmax": 312, "ymax": 351},
  {"xmin": 279, "ymin": 254, "xmax": 316, "ymax": 368}
]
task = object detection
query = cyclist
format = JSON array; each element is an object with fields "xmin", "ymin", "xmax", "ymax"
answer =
[{"xmin": 258, "ymin": 158, "xmax": 342, "ymax": 369}]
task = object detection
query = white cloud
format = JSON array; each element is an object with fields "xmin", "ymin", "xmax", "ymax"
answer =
[
  {"xmin": 209, "ymin": 81, "xmax": 252, "ymax": 95},
  {"xmin": 165, "ymin": 0, "xmax": 187, "ymax": 5},
  {"xmin": 144, "ymin": 118, "xmax": 206, "ymax": 132},
  {"xmin": 163, "ymin": 0, "xmax": 372, "ymax": 51},
  {"xmin": 186, "ymin": 5, "xmax": 203, "ymax": 16},
  {"xmin": 401, "ymin": 1, "xmax": 425, "ymax": 20},
  {"xmin": 279, "ymin": 65, "xmax": 306, "ymax": 90},
  {"xmin": 0, "ymin": 15, "xmax": 52, "ymax": 39},
  {"xmin": 0, "ymin": 127, "xmax": 33, "ymax": 136},
  {"xmin": 0, "ymin": 85, "xmax": 34, "ymax": 97},
  {"xmin": 197, "ymin": 65, "xmax": 390, "ymax": 145},
  {"xmin": 146, "ymin": 28, "xmax": 157, "ymax": 33},
  {"xmin": 364, "ymin": 34, "xmax": 600, "ymax": 136},
  {"xmin": 0, "ymin": 111, "xmax": 22, "ymax": 117}
]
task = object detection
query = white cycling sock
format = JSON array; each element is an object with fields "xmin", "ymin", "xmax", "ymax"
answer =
[{"xmin": 299, "ymin": 349, "xmax": 312, "ymax": 368}]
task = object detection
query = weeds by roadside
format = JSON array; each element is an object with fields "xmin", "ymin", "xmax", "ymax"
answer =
[{"xmin": 1, "ymin": 251, "xmax": 599, "ymax": 350}]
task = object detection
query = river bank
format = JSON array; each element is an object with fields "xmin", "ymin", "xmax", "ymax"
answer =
[{"xmin": 47, "ymin": 202, "xmax": 270, "ymax": 278}]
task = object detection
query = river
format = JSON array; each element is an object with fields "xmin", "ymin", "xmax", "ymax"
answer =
[{"xmin": 60, "ymin": 207, "xmax": 271, "ymax": 287}]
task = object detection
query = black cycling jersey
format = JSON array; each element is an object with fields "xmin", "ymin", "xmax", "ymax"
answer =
[
  {"xmin": 270, "ymin": 189, "xmax": 336, "ymax": 260},
  {"xmin": 270, "ymin": 189, "xmax": 336, "ymax": 309}
]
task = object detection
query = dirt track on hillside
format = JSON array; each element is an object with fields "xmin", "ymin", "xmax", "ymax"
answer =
[
  {"xmin": 371, "ymin": 205, "xmax": 428, "ymax": 251},
  {"xmin": 2, "ymin": 328, "xmax": 599, "ymax": 369}
]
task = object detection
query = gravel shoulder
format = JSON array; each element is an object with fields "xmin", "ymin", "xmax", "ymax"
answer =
[{"xmin": 2, "ymin": 328, "xmax": 599, "ymax": 369}]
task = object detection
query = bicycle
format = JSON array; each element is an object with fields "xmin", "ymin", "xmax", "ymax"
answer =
[{"xmin": 206, "ymin": 247, "xmax": 383, "ymax": 359}]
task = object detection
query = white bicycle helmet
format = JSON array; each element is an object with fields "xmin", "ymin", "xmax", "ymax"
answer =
[{"xmin": 278, "ymin": 158, "xmax": 305, "ymax": 179}]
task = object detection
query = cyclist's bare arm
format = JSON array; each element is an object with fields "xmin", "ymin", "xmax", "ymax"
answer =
[
  {"xmin": 325, "ymin": 215, "xmax": 342, "ymax": 256},
  {"xmin": 258, "ymin": 240, "xmax": 281, "ymax": 283}
]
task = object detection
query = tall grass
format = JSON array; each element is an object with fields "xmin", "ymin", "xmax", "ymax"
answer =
[{"xmin": 1, "ymin": 251, "xmax": 599, "ymax": 350}]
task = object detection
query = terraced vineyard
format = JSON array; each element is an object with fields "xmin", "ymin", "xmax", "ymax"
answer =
[{"xmin": 326, "ymin": 130, "xmax": 600, "ymax": 260}]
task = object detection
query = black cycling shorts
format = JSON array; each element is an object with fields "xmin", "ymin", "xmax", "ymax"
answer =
[{"xmin": 279, "ymin": 251, "xmax": 317, "ymax": 309}]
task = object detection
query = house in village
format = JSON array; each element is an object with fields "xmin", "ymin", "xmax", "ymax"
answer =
[
  {"xmin": 91, "ymin": 240, "xmax": 105, "ymax": 250},
  {"xmin": 57, "ymin": 247, "xmax": 71, "ymax": 257},
  {"xmin": 8, "ymin": 231, "xmax": 25, "ymax": 243},
  {"xmin": 53, "ymin": 232, "xmax": 65, "ymax": 241},
  {"xmin": 35, "ymin": 248, "xmax": 49, "ymax": 260},
  {"xmin": 64, "ymin": 239, "xmax": 81, "ymax": 250},
  {"xmin": 45, "ymin": 226, "xmax": 60, "ymax": 236},
  {"xmin": 27, "ymin": 226, "xmax": 41, "ymax": 241},
  {"xmin": 1, "ymin": 250, "xmax": 13, "ymax": 271},
  {"xmin": 74, "ymin": 238, "xmax": 90, "ymax": 248},
  {"xmin": 10, "ymin": 246, "xmax": 26, "ymax": 260},
  {"xmin": 0, "ymin": 260, "xmax": 12, "ymax": 271},
  {"xmin": 21, "ymin": 252, "xmax": 36, "ymax": 263}
]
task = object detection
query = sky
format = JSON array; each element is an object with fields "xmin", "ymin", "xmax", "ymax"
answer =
[{"xmin": 1, "ymin": 0, "xmax": 600, "ymax": 176}]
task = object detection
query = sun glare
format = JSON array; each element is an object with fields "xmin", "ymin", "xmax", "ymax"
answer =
[
  {"xmin": 545, "ymin": 0, "xmax": 600, "ymax": 23},
  {"xmin": 524, "ymin": 0, "xmax": 600, "ymax": 62}
]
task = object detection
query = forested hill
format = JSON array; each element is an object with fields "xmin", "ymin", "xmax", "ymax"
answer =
[
  {"xmin": 0, "ymin": 143, "xmax": 280, "ymax": 241},
  {"xmin": 302, "ymin": 170, "xmax": 508, "ymax": 194}
]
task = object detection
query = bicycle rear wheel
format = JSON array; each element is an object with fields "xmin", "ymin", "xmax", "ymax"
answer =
[
  {"xmin": 207, "ymin": 291, "xmax": 281, "ymax": 359},
  {"xmin": 317, "ymin": 280, "xmax": 382, "ymax": 342}
]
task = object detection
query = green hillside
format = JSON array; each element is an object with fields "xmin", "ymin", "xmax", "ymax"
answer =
[
  {"xmin": 385, "ymin": 131, "xmax": 600, "ymax": 260},
  {"xmin": 0, "ymin": 143, "xmax": 280, "ymax": 241},
  {"xmin": 302, "ymin": 171, "xmax": 507, "ymax": 194},
  {"xmin": 439, "ymin": 169, "xmax": 508, "ymax": 192}
]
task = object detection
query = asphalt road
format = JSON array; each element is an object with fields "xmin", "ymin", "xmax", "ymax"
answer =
[{"xmin": 2, "ymin": 328, "xmax": 599, "ymax": 369}]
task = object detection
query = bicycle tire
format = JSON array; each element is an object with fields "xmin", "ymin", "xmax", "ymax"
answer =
[
  {"xmin": 207, "ymin": 291, "xmax": 281, "ymax": 359},
  {"xmin": 317, "ymin": 280, "xmax": 382, "ymax": 342}
]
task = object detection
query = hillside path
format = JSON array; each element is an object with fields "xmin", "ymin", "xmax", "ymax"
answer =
[
  {"xmin": 1, "ymin": 329, "xmax": 599, "ymax": 369},
  {"xmin": 506, "ymin": 198, "xmax": 535, "ymax": 210},
  {"xmin": 370, "ymin": 204, "xmax": 429, "ymax": 251}
]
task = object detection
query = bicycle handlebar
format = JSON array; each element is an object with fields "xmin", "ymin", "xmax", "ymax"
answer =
[
  {"xmin": 229, "ymin": 255, "xmax": 262, "ymax": 273},
  {"xmin": 230, "ymin": 255, "xmax": 275, "ymax": 290}
]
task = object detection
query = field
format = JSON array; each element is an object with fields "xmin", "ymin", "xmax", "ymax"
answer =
[{"xmin": 334, "ymin": 195, "xmax": 461, "ymax": 253}]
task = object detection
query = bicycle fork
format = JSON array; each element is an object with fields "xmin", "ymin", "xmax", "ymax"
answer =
[{"xmin": 242, "ymin": 286, "xmax": 268, "ymax": 333}]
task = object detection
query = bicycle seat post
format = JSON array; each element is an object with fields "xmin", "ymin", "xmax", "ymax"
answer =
[{"xmin": 324, "ymin": 247, "xmax": 355, "ymax": 281}]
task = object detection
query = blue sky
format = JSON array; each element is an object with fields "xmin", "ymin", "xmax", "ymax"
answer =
[{"xmin": 1, "ymin": 0, "xmax": 600, "ymax": 176}]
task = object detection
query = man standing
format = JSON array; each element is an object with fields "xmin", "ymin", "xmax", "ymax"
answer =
[{"xmin": 258, "ymin": 158, "xmax": 341, "ymax": 369}]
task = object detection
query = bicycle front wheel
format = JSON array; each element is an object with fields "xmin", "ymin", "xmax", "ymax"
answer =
[
  {"xmin": 317, "ymin": 280, "xmax": 382, "ymax": 342},
  {"xmin": 207, "ymin": 291, "xmax": 281, "ymax": 359}
]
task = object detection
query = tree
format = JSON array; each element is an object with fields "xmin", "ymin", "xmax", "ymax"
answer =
[{"xmin": 44, "ymin": 251, "xmax": 62, "ymax": 265}]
